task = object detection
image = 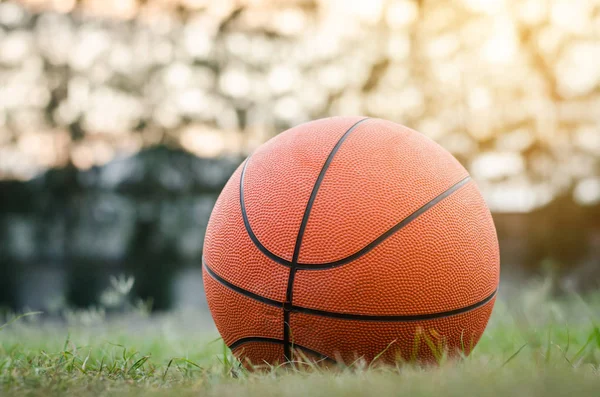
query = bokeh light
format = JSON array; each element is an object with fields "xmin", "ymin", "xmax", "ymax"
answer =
[{"xmin": 0, "ymin": 0, "xmax": 598, "ymax": 212}]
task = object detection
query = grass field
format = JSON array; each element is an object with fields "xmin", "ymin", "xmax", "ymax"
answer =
[{"xmin": 1, "ymin": 279, "xmax": 599, "ymax": 396}]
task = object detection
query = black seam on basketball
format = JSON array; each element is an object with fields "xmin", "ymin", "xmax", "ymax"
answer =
[
  {"xmin": 240, "ymin": 164, "xmax": 471, "ymax": 270},
  {"xmin": 295, "ymin": 175, "xmax": 472, "ymax": 270},
  {"xmin": 204, "ymin": 257, "xmax": 497, "ymax": 321},
  {"xmin": 229, "ymin": 337, "xmax": 281, "ymax": 350},
  {"xmin": 202, "ymin": 259, "xmax": 283, "ymax": 308},
  {"xmin": 240, "ymin": 159, "xmax": 293, "ymax": 267},
  {"xmin": 291, "ymin": 289, "xmax": 497, "ymax": 321},
  {"xmin": 228, "ymin": 337, "xmax": 336, "ymax": 363},
  {"xmin": 283, "ymin": 117, "xmax": 370, "ymax": 361}
]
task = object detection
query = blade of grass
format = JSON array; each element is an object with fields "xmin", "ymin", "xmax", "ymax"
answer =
[
  {"xmin": 128, "ymin": 356, "xmax": 150, "ymax": 374},
  {"xmin": 410, "ymin": 329, "xmax": 422, "ymax": 363},
  {"xmin": 97, "ymin": 357, "xmax": 105, "ymax": 378},
  {"xmin": 593, "ymin": 325, "xmax": 600, "ymax": 349},
  {"xmin": 369, "ymin": 340, "xmax": 396, "ymax": 369},
  {"xmin": 57, "ymin": 333, "xmax": 71, "ymax": 366},
  {"xmin": 164, "ymin": 357, "xmax": 202, "ymax": 375},
  {"xmin": 545, "ymin": 325, "xmax": 553, "ymax": 364},
  {"xmin": 81, "ymin": 349, "xmax": 91, "ymax": 373},
  {"xmin": 422, "ymin": 332, "xmax": 443, "ymax": 363},
  {"xmin": 163, "ymin": 358, "xmax": 174, "ymax": 381},
  {"xmin": 222, "ymin": 340, "xmax": 231, "ymax": 375},
  {"xmin": 570, "ymin": 329, "xmax": 595, "ymax": 364},
  {"xmin": 564, "ymin": 326, "xmax": 571, "ymax": 356},
  {"xmin": 0, "ymin": 311, "xmax": 43, "ymax": 331},
  {"xmin": 501, "ymin": 343, "xmax": 528, "ymax": 367}
]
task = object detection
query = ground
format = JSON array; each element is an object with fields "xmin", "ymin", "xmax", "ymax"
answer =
[{"xmin": 1, "ymin": 279, "xmax": 599, "ymax": 396}]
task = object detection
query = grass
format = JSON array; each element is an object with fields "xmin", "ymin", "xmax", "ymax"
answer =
[{"xmin": 1, "ymin": 279, "xmax": 599, "ymax": 396}]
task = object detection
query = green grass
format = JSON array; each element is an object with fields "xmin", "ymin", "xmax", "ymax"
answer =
[{"xmin": 1, "ymin": 279, "xmax": 600, "ymax": 396}]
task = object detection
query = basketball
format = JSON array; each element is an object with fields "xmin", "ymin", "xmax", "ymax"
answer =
[{"xmin": 202, "ymin": 116, "xmax": 500, "ymax": 366}]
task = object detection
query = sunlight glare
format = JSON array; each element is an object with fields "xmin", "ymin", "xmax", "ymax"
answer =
[
  {"xmin": 482, "ymin": 17, "xmax": 518, "ymax": 64},
  {"xmin": 462, "ymin": 0, "xmax": 506, "ymax": 14}
]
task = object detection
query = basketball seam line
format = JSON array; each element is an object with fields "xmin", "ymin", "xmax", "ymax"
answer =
[
  {"xmin": 294, "ymin": 175, "xmax": 472, "ymax": 269},
  {"xmin": 227, "ymin": 337, "xmax": 336, "ymax": 363},
  {"xmin": 239, "ymin": 157, "xmax": 293, "ymax": 266},
  {"xmin": 290, "ymin": 289, "xmax": 497, "ymax": 321},
  {"xmin": 203, "ymin": 260, "xmax": 281, "ymax": 307},
  {"xmin": 240, "ymin": 163, "xmax": 472, "ymax": 270},
  {"xmin": 283, "ymin": 117, "xmax": 370, "ymax": 360},
  {"xmin": 203, "ymin": 259, "xmax": 498, "ymax": 321}
]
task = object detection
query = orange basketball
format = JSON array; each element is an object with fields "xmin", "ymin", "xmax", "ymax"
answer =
[{"xmin": 203, "ymin": 117, "xmax": 500, "ymax": 366}]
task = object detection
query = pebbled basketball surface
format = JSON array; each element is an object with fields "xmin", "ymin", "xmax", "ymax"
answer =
[{"xmin": 203, "ymin": 117, "xmax": 500, "ymax": 365}]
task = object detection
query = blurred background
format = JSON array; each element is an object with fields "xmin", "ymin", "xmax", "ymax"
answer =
[{"xmin": 0, "ymin": 0, "xmax": 598, "ymax": 314}]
